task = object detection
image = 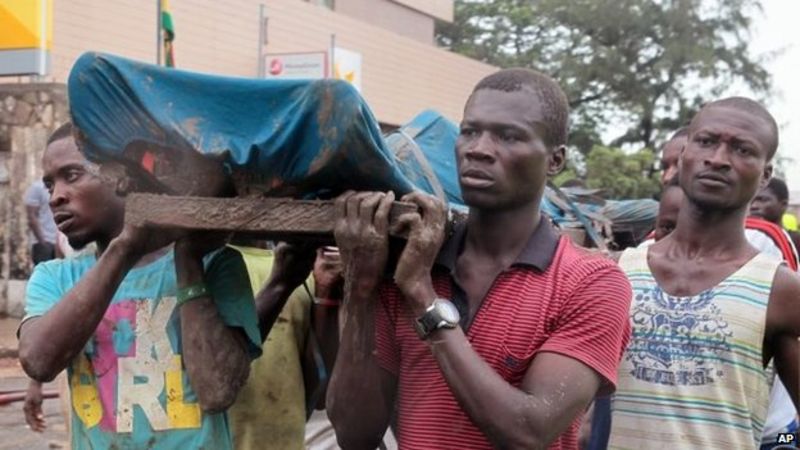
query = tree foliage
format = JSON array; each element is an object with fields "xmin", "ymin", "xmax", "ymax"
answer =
[
  {"xmin": 438, "ymin": 0, "xmax": 772, "ymax": 153},
  {"xmin": 556, "ymin": 146, "xmax": 661, "ymax": 199}
]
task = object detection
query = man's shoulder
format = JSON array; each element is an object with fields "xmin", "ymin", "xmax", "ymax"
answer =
[
  {"xmin": 34, "ymin": 251, "xmax": 96, "ymax": 275},
  {"xmin": 770, "ymin": 264, "xmax": 800, "ymax": 297},
  {"xmin": 25, "ymin": 253, "xmax": 96, "ymax": 310},
  {"xmin": 767, "ymin": 264, "xmax": 800, "ymax": 335},
  {"xmin": 548, "ymin": 240, "xmax": 631, "ymax": 306},
  {"xmin": 554, "ymin": 238, "xmax": 624, "ymax": 278}
]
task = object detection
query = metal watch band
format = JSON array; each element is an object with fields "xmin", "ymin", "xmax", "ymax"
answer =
[{"xmin": 414, "ymin": 298, "xmax": 459, "ymax": 340}]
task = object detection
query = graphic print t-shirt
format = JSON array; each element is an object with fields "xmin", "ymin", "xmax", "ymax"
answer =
[{"xmin": 24, "ymin": 247, "xmax": 261, "ymax": 450}]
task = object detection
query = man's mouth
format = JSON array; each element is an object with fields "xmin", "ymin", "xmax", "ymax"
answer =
[
  {"xmin": 460, "ymin": 168, "xmax": 494, "ymax": 188},
  {"xmin": 696, "ymin": 173, "xmax": 731, "ymax": 187},
  {"xmin": 53, "ymin": 212, "xmax": 75, "ymax": 232}
]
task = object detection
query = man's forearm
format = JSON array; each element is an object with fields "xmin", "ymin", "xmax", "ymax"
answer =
[
  {"xmin": 428, "ymin": 328, "xmax": 563, "ymax": 450},
  {"xmin": 19, "ymin": 240, "xmax": 136, "ymax": 381},
  {"xmin": 327, "ymin": 280, "xmax": 395, "ymax": 449},
  {"xmin": 255, "ymin": 281, "xmax": 293, "ymax": 341},
  {"xmin": 312, "ymin": 302, "xmax": 340, "ymax": 375},
  {"xmin": 176, "ymin": 253, "xmax": 250, "ymax": 413},
  {"xmin": 398, "ymin": 278, "xmax": 592, "ymax": 449}
]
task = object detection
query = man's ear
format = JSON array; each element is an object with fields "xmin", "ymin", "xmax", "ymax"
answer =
[
  {"xmin": 547, "ymin": 145, "xmax": 567, "ymax": 177},
  {"xmin": 677, "ymin": 142, "xmax": 686, "ymax": 168},
  {"xmin": 760, "ymin": 163, "xmax": 773, "ymax": 190}
]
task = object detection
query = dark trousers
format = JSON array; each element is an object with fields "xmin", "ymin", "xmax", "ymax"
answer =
[
  {"xmin": 32, "ymin": 242, "xmax": 56, "ymax": 265},
  {"xmin": 586, "ymin": 396, "xmax": 612, "ymax": 450}
]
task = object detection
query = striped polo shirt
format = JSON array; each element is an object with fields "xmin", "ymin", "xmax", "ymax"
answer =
[
  {"xmin": 375, "ymin": 217, "xmax": 633, "ymax": 449},
  {"xmin": 610, "ymin": 246, "xmax": 782, "ymax": 449}
]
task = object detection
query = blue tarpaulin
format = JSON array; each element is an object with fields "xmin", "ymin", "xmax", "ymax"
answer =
[
  {"xmin": 385, "ymin": 110, "xmax": 463, "ymax": 206},
  {"xmin": 68, "ymin": 52, "xmax": 435, "ymax": 199},
  {"xmin": 68, "ymin": 52, "xmax": 656, "ymax": 245}
]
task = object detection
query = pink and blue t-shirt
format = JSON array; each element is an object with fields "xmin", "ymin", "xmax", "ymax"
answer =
[{"xmin": 23, "ymin": 247, "xmax": 261, "ymax": 449}]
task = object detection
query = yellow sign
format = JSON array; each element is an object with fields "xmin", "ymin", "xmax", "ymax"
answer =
[
  {"xmin": 0, "ymin": 0, "xmax": 52, "ymax": 76},
  {"xmin": 332, "ymin": 47, "xmax": 362, "ymax": 92}
]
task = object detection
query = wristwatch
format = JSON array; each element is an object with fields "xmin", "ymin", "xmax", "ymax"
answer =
[{"xmin": 414, "ymin": 298, "xmax": 460, "ymax": 340}]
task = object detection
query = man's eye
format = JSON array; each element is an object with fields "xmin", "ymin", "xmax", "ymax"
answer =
[
  {"xmin": 461, "ymin": 128, "xmax": 478, "ymax": 138},
  {"xmin": 65, "ymin": 170, "xmax": 83, "ymax": 182},
  {"xmin": 736, "ymin": 146, "xmax": 753, "ymax": 156},
  {"xmin": 697, "ymin": 137, "xmax": 714, "ymax": 146},
  {"xmin": 500, "ymin": 133, "xmax": 519, "ymax": 143}
]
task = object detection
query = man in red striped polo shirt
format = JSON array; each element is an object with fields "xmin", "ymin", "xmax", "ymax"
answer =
[{"xmin": 326, "ymin": 69, "xmax": 632, "ymax": 450}]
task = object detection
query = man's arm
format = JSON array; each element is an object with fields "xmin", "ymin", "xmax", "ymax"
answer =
[
  {"xmin": 327, "ymin": 276, "xmax": 398, "ymax": 449},
  {"xmin": 18, "ymin": 238, "xmax": 140, "ymax": 382},
  {"xmin": 428, "ymin": 329, "xmax": 601, "ymax": 449},
  {"xmin": 327, "ymin": 192, "xmax": 398, "ymax": 449},
  {"xmin": 765, "ymin": 266, "xmax": 800, "ymax": 411},
  {"xmin": 175, "ymin": 239, "xmax": 253, "ymax": 413},
  {"xmin": 254, "ymin": 242, "xmax": 315, "ymax": 341},
  {"xmin": 305, "ymin": 246, "xmax": 343, "ymax": 410},
  {"xmin": 25, "ymin": 205, "xmax": 46, "ymax": 245}
]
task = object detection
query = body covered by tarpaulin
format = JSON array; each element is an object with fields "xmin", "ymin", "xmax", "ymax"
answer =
[
  {"xmin": 68, "ymin": 52, "xmax": 653, "ymax": 246},
  {"xmin": 68, "ymin": 52, "xmax": 438, "ymax": 199}
]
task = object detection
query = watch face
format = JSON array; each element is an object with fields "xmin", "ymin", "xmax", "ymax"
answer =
[{"xmin": 434, "ymin": 299, "xmax": 460, "ymax": 324}]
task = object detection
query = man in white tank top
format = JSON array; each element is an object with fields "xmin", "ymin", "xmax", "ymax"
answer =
[{"xmin": 609, "ymin": 97, "xmax": 800, "ymax": 450}]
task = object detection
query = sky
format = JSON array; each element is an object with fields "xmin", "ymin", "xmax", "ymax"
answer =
[{"xmin": 749, "ymin": 0, "xmax": 800, "ymax": 196}]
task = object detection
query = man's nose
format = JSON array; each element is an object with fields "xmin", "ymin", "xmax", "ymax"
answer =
[
  {"xmin": 49, "ymin": 182, "xmax": 68, "ymax": 208},
  {"xmin": 704, "ymin": 143, "xmax": 732, "ymax": 169},
  {"xmin": 465, "ymin": 132, "xmax": 496, "ymax": 162}
]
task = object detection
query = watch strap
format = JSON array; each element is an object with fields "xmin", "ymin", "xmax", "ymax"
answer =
[{"xmin": 414, "ymin": 299, "xmax": 458, "ymax": 339}]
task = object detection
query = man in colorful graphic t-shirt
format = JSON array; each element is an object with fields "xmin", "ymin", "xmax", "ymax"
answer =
[{"xmin": 18, "ymin": 123, "xmax": 261, "ymax": 449}]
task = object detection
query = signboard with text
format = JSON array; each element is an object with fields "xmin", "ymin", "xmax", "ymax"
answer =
[
  {"xmin": 262, "ymin": 48, "xmax": 363, "ymax": 93},
  {"xmin": 263, "ymin": 52, "xmax": 327, "ymax": 80}
]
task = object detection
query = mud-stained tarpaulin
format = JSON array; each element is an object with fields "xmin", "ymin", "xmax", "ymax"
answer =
[
  {"xmin": 68, "ymin": 52, "xmax": 432, "ymax": 199},
  {"xmin": 67, "ymin": 52, "xmax": 655, "ymax": 244}
]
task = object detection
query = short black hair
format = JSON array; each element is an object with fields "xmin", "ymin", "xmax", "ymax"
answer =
[
  {"xmin": 472, "ymin": 68, "xmax": 569, "ymax": 148},
  {"xmin": 47, "ymin": 122, "xmax": 73, "ymax": 145},
  {"xmin": 765, "ymin": 177, "xmax": 789, "ymax": 202},
  {"xmin": 700, "ymin": 97, "xmax": 779, "ymax": 159},
  {"xmin": 670, "ymin": 127, "xmax": 689, "ymax": 140},
  {"xmin": 661, "ymin": 127, "xmax": 689, "ymax": 153}
]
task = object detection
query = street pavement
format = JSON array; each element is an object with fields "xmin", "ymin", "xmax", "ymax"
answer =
[{"xmin": 0, "ymin": 316, "xmax": 68, "ymax": 450}]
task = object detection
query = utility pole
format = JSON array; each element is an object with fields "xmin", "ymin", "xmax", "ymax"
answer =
[{"xmin": 156, "ymin": 0, "xmax": 162, "ymax": 65}]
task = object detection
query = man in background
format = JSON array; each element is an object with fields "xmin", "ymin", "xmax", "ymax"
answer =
[
  {"xmin": 610, "ymin": 97, "xmax": 800, "ymax": 449},
  {"xmin": 25, "ymin": 179, "xmax": 58, "ymax": 265},
  {"xmin": 230, "ymin": 243, "xmax": 345, "ymax": 450},
  {"xmin": 751, "ymin": 177, "xmax": 800, "ymax": 251}
]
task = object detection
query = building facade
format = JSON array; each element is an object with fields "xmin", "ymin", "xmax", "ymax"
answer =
[
  {"xmin": 0, "ymin": 0, "xmax": 496, "ymax": 298},
  {"xmin": 43, "ymin": 0, "xmax": 496, "ymax": 126}
]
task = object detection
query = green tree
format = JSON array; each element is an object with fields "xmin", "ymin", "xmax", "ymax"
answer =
[
  {"xmin": 562, "ymin": 145, "xmax": 660, "ymax": 199},
  {"xmin": 438, "ymin": 0, "xmax": 772, "ymax": 153}
]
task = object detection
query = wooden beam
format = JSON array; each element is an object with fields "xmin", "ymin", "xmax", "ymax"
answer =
[{"xmin": 125, "ymin": 193, "xmax": 421, "ymax": 239}]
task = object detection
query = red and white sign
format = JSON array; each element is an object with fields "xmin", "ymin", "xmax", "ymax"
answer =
[{"xmin": 263, "ymin": 52, "xmax": 327, "ymax": 79}]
